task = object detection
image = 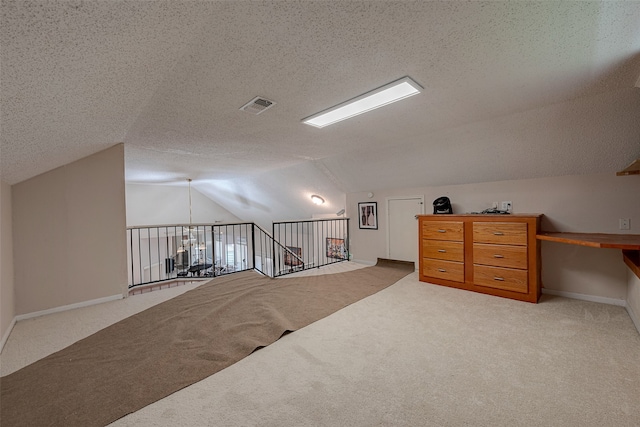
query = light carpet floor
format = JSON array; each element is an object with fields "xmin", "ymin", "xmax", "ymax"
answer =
[{"xmin": 2, "ymin": 262, "xmax": 639, "ymax": 426}]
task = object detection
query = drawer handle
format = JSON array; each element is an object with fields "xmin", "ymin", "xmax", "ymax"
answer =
[
  {"xmin": 493, "ymin": 232, "xmax": 504, "ymax": 236},
  {"xmin": 438, "ymin": 249, "xmax": 447, "ymax": 253},
  {"xmin": 493, "ymin": 276, "xmax": 505, "ymax": 281},
  {"xmin": 438, "ymin": 268, "xmax": 447, "ymax": 272},
  {"xmin": 493, "ymin": 254, "xmax": 504, "ymax": 258},
  {"xmin": 437, "ymin": 229, "xmax": 446, "ymax": 233}
]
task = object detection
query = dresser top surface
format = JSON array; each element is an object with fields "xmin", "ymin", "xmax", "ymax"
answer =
[{"xmin": 418, "ymin": 214, "xmax": 543, "ymax": 219}]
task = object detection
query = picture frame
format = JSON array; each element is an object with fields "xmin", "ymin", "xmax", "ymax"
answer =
[
  {"xmin": 326, "ymin": 237, "xmax": 347, "ymax": 260},
  {"xmin": 358, "ymin": 202, "xmax": 378, "ymax": 229},
  {"xmin": 284, "ymin": 246, "xmax": 303, "ymax": 266}
]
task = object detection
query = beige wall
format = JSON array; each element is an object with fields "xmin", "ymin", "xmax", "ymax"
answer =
[
  {"xmin": 12, "ymin": 144, "xmax": 127, "ymax": 315},
  {"xmin": 347, "ymin": 173, "xmax": 639, "ymax": 301},
  {"xmin": 126, "ymin": 183, "xmax": 242, "ymax": 227},
  {"xmin": 1, "ymin": 180, "xmax": 15, "ymax": 342}
]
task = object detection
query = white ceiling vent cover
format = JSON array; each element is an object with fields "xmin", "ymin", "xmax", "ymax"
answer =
[{"xmin": 240, "ymin": 97, "xmax": 276, "ymax": 115}]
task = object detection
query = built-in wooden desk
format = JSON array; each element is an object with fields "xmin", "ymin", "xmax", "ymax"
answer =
[{"xmin": 536, "ymin": 232, "xmax": 640, "ymax": 279}]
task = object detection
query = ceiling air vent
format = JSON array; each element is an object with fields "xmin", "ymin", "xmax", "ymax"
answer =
[{"xmin": 240, "ymin": 96, "xmax": 276, "ymax": 115}]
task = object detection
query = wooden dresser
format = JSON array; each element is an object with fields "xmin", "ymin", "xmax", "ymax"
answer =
[{"xmin": 418, "ymin": 214, "xmax": 542, "ymax": 303}]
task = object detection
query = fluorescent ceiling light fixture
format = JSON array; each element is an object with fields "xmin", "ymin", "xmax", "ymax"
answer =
[
  {"xmin": 302, "ymin": 76, "xmax": 422, "ymax": 128},
  {"xmin": 311, "ymin": 195, "xmax": 325, "ymax": 205}
]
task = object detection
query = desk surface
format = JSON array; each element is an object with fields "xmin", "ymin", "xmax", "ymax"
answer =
[
  {"xmin": 536, "ymin": 232, "xmax": 640, "ymax": 280},
  {"xmin": 537, "ymin": 232, "xmax": 640, "ymax": 250}
]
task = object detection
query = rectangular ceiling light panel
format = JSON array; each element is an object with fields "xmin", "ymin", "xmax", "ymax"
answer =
[{"xmin": 302, "ymin": 76, "xmax": 422, "ymax": 128}]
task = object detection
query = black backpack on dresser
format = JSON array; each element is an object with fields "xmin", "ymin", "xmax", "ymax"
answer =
[{"xmin": 433, "ymin": 196, "xmax": 453, "ymax": 214}]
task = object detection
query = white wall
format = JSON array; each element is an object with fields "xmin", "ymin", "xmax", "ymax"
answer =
[
  {"xmin": 126, "ymin": 183, "xmax": 242, "ymax": 227},
  {"xmin": 12, "ymin": 144, "xmax": 127, "ymax": 315},
  {"xmin": 195, "ymin": 162, "xmax": 347, "ymax": 230},
  {"xmin": 1, "ymin": 180, "xmax": 15, "ymax": 344},
  {"xmin": 347, "ymin": 173, "xmax": 639, "ymax": 301}
]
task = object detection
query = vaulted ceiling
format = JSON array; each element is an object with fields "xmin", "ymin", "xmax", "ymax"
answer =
[{"xmin": 2, "ymin": 1, "xmax": 639, "ymax": 221}]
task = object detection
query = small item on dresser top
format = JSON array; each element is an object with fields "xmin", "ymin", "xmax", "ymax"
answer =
[
  {"xmin": 433, "ymin": 196, "xmax": 453, "ymax": 214},
  {"xmin": 469, "ymin": 208, "xmax": 511, "ymax": 215}
]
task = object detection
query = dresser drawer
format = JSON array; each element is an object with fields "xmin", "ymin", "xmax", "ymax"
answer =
[
  {"xmin": 473, "ymin": 265, "xmax": 528, "ymax": 293},
  {"xmin": 422, "ymin": 221, "xmax": 464, "ymax": 241},
  {"xmin": 473, "ymin": 222, "xmax": 527, "ymax": 246},
  {"xmin": 422, "ymin": 259, "xmax": 464, "ymax": 283},
  {"xmin": 473, "ymin": 243, "xmax": 527, "ymax": 269},
  {"xmin": 422, "ymin": 240, "xmax": 464, "ymax": 262}
]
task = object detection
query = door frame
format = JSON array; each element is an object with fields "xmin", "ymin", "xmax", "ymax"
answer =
[{"xmin": 386, "ymin": 195, "xmax": 425, "ymax": 261}]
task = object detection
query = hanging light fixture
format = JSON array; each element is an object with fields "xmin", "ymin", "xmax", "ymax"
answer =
[
  {"xmin": 175, "ymin": 178, "xmax": 199, "ymax": 274},
  {"xmin": 188, "ymin": 178, "xmax": 193, "ymax": 226},
  {"xmin": 186, "ymin": 179, "xmax": 209, "ymax": 265},
  {"xmin": 311, "ymin": 194, "xmax": 325, "ymax": 205},
  {"xmin": 180, "ymin": 179, "xmax": 196, "ymax": 250}
]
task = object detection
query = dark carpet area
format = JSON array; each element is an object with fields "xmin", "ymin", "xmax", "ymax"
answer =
[{"xmin": 0, "ymin": 260, "xmax": 413, "ymax": 426}]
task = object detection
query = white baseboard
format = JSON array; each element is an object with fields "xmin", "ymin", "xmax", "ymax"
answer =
[
  {"xmin": 541, "ymin": 288, "xmax": 626, "ymax": 307},
  {"xmin": 0, "ymin": 317, "xmax": 17, "ymax": 354},
  {"xmin": 14, "ymin": 294, "xmax": 124, "ymax": 322}
]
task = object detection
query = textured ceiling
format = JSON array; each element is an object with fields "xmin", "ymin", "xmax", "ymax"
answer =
[{"xmin": 2, "ymin": 1, "xmax": 639, "ymax": 219}]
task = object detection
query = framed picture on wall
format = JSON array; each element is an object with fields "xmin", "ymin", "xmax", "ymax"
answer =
[
  {"xmin": 284, "ymin": 246, "xmax": 302, "ymax": 266},
  {"xmin": 326, "ymin": 237, "xmax": 347, "ymax": 259},
  {"xmin": 358, "ymin": 202, "xmax": 378, "ymax": 229}
]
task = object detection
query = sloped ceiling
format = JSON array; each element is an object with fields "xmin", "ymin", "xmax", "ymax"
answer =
[{"xmin": 2, "ymin": 1, "xmax": 639, "ymax": 221}]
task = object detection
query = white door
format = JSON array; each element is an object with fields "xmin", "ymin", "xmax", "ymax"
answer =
[{"xmin": 387, "ymin": 197, "xmax": 424, "ymax": 267}]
